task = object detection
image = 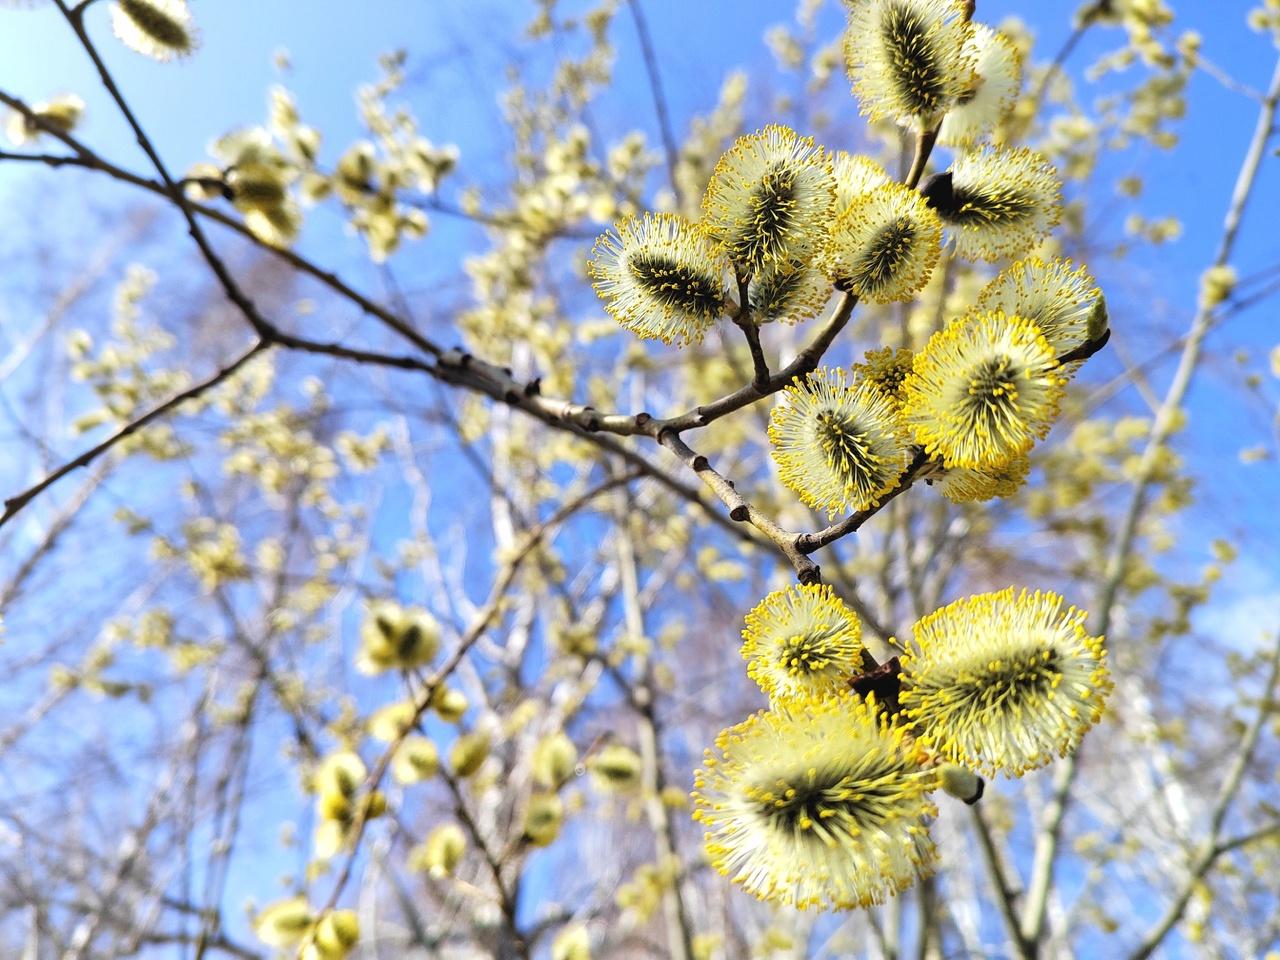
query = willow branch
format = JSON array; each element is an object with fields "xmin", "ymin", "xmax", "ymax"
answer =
[
  {"xmin": 735, "ymin": 317, "xmax": 770, "ymax": 390},
  {"xmin": 1019, "ymin": 50, "xmax": 1280, "ymax": 950},
  {"xmin": 1125, "ymin": 631, "xmax": 1280, "ymax": 960},
  {"xmin": 315, "ymin": 472, "xmax": 638, "ymax": 919},
  {"xmin": 657, "ymin": 432, "xmax": 822, "ymax": 583},
  {"xmin": 440, "ymin": 770, "xmax": 528, "ymax": 959},
  {"xmin": 795, "ymin": 449, "xmax": 932, "ymax": 553},
  {"xmin": 904, "ymin": 127, "xmax": 939, "ymax": 190},
  {"xmin": 0, "ymin": 340, "xmax": 268, "ymax": 530},
  {"xmin": 626, "ymin": 0, "xmax": 682, "ymax": 208},
  {"xmin": 971, "ymin": 804, "xmax": 1034, "ymax": 960},
  {"xmin": 611, "ymin": 481, "xmax": 695, "ymax": 960}
]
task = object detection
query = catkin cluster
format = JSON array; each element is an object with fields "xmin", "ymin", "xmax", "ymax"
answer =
[{"xmin": 586, "ymin": 0, "xmax": 1117, "ymax": 911}]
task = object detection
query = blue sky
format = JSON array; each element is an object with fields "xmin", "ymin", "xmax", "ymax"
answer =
[
  {"xmin": 4, "ymin": 0, "xmax": 1280, "ymax": 706},
  {"xmin": 2, "ymin": 1, "xmax": 1280, "ymax": 955}
]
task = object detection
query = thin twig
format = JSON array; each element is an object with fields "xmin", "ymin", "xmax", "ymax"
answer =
[
  {"xmin": 653, "ymin": 292, "xmax": 859, "ymax": 433},
  {"xmin": 440, "ymin": 771, "xmax": 529, "ymax": 958},
  {"xmin": 314, "ymin": 472, "xmax": 639, "ymax": 919},
  {"xmin": 1030, "ymin": 20, "xmax": 1091, "ymax": 116},
  {"xmin": 904, "ymin": 128, "xmax": 939, "ymax": 190},
  {"xmin": 0, "ymin": 340, "xmax": 268, "ymax": 529},
  {"xmin": 796, "ymin": 449, "xmax": 933, "ymax": 554},
  {"xmin": 1019, "ymin": 52, "xmax": 1280, "ymax": 949},
  {"xmin": 735, "ymin": 317, "xmax": 770, "ymax": 390},
  {"xmin": 610, "ymin": 480, "xmax": 695, "ymax": 960},
  {"xmin": 625, "ymin": 0, "xmax": 683, "ymax": 208},
  {"xmin": 1126, "ymin": 630, "xmax": 1280, "ymax": 960},
  {"xmin": 971, "ymin": 804, "xmax": 1035, "ymax": 960},
  {"xmin": 656, "ymin": 431, "xmax": 822, "ymax": 582}
]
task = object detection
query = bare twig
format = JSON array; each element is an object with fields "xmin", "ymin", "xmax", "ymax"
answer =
[
  {"xmin": 657, "ymin": 431, "xmax": 822, "ymax": 583},
  {"xmin": 735, "ymin": 316, "xmax": 770, "ymax": 390},
  {"xmin": 904, "ymin": 128, "xmax": 939, "ymax": 190},
  {"xmin": 0, "ymin": 340, "xmax": 268, "ymax": 530},
  {"xmin": 796, "ymin": 449, "xmax": 933, "ymax": 554},
  {"xmin": 625, "ymin": 0, "xmax": 683, "ymax": 208},
  {"xmin": 971, "ymin": 804, "xmax": 1035, "ymax": 960},
  {"xmin": 1019, "ymin": 51, "xmax": 1280, "ymax": 950},
  {"xmin": 1125, "ymin": 631, "xmax": 1280, "ymax": 960},
  {"xmin": 314, "ymin": 472, "xmax": 638, "ymax": 918},
  {"xmin": 610, "ymin": 480, "xmax": 695, "ymax": 960},
  {"xmin": 440, "ymin": 771, "xmax": 529, "ymax": 959}
]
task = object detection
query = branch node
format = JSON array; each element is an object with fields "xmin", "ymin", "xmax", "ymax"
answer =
[
  {"xmin": 729, "ymin": 505, "xmax": 750, "ymax": 522},
  {"xmin": 847, "ymin": 657, "xmax": 903, "ymax": 713},
  {"xmin": 964, "ymin": 777, "xmax": 986, "ymax": 805}
]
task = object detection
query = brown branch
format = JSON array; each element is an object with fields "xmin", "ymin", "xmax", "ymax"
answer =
[
  {"xmin": 0, "ymin": 88, "xmax": 856, "ymax": 452},
  {"xmin": 653, "ymin": 291, "xmax": 859, "ymax": 433},
  {"xmin": 0, "ymin": 340, "xmax": 268, "ymax": 530},
  {"xmin": 4, "ymin": 21, "xmax": 881, "ymax": 582},
  {"xmin": 314, "ymin": 472, "xmax": 639, "ymax": 920},
  {"xmin": 440, "ymin": 770, "xmax": 528, "ymax": 959},
  {"xmin": 904, "ymin": 127, "xmax": 939, "ymax": 190},
  {"xmin": 735, "ymin": 316, "xmax": 770, "ymax": 390},
  {"xmin": 625, "ymin": 0, "xmax": 683, "ymax": 209},
  {"xmin": 795, "ymin": 449, "xmax": 933, "ymax": 554},
  {"xmin": 656, "ymin": 432, "xmax": 821, "ymax": 583},
  {"xmin": 1053, "ymin": 327, "xmax": 1111, "ymax": 367}
]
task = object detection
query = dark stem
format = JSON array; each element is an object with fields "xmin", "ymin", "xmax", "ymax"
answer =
[
  {"xmin": 904, "ymin": 128, "xmax": 939, "ymax": 190},
  {"xmin": 1053, "ymin": 327, "xmax": 1111, "ymax": 367},
  {"xmin": 626, "ymin": 0, "xmax": 683, "ymax": 209},
  {"xmin": 795, "ymin": 449, "xmax": 933, "ymax": 553},
  {"xmin": 0, "ymin": 341, "xmax": 269, "ymax": 530}
]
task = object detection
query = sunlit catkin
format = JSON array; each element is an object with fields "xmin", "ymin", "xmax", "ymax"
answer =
[
  {"xmin": 109, "ymin": 0, "xmax": 199, "ymax": 61},
  {"xmin": 898, "ymin": 587, "xmax": 1112, "ymax": 776}
]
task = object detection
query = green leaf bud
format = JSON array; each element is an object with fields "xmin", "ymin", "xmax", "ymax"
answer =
[
  {"xmin": 253, "ymin": 896, "xmax": 314, "ymax": 948},
  {"xmin": 448, "ymin": 732, "xmax": 490, "ymax": 778},
  {"xmin": 532, "ymin": 731, "xmax": 578, "ymax": 789},
  {"xmin": 522, "ymin": 792, "xmax": 565, "ymax": 846},
  {"xmin": 588, "ymin": 743, "xmax": 642, "ymax": 792}
]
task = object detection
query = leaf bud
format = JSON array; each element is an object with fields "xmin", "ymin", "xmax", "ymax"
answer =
[
  {"xmin": 937, "ymin": 763, "xmax": 985, "ymax": 804},
  {"xmin": 532, "ymin": 731, "xmax": 578, "ymax": 789},
  {"xmin": 522, "ymin": 792, "xmax": 565, "ymax": 846},
  {"xmin": 448, "ymin": 731, "xmax": 490, "ymax": 778},
  {"xmin": 588, "ymin": 743, "xmax": 642, "ymax": 792}
]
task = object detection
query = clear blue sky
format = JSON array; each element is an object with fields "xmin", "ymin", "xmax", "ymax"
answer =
[
  {"xmin": 3, "ymin": 0, "xmax": 1279, "ymax": 644},
  {"xmin": 3, "ymin": 0, "xmax": 1280, "ymax": 950}
]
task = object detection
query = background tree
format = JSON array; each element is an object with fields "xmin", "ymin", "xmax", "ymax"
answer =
[{"xmin": 1, "ymin": 1, "xmax": 1280, "ymax": 958}]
